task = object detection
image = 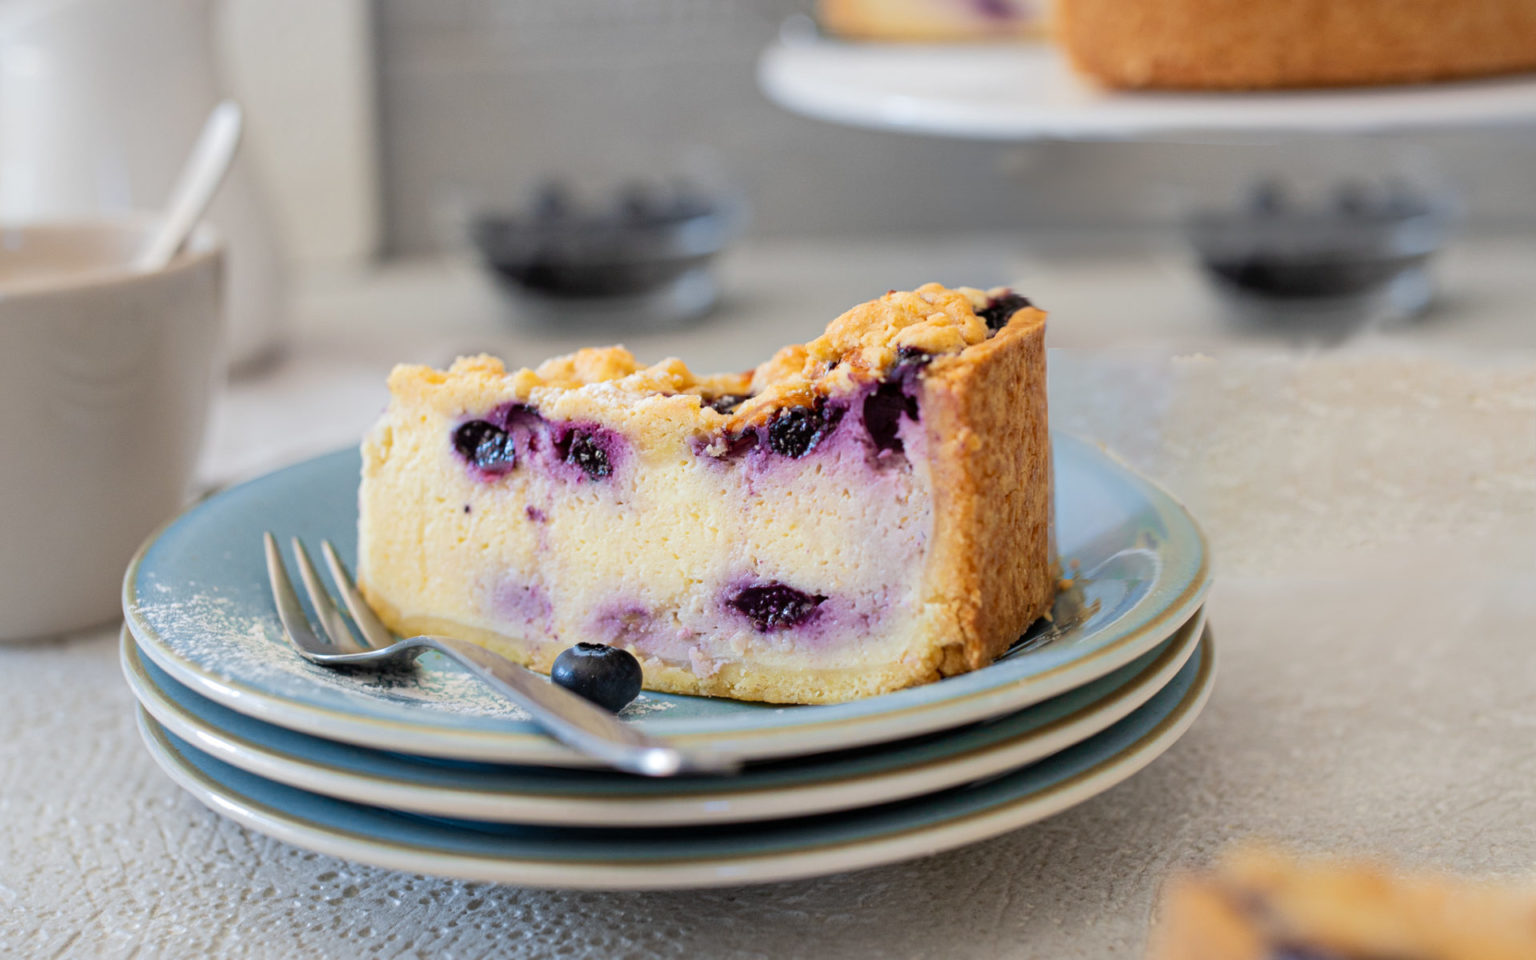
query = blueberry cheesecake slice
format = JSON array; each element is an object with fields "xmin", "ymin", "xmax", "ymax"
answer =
[
  {"xmin": 1148, "ymin": 846, "xmax": 1536, "ymax": 960},
  {"xmin": 357, "ymin": 283, "xmax": 1052, "ymax": 704}
]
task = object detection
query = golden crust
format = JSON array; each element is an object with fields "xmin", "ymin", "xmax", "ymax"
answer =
[
  {"xmin": 920, "ymin": 305, "xmax": 1054, "ymax": 677},
  {"xmin": 1148, "ymin": 846, "xmax": 1536, "ymax": 960},
  {"xmin": 1057, "ymin": 0, "xmax": 1536, "ymax": 90}
]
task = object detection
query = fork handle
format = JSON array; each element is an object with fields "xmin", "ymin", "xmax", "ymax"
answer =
[{"xmin": 412, "ymin": 636, "xmax": 738, "ymax": 777}]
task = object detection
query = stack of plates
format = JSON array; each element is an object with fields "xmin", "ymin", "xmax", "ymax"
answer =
[{"xmin": 121, "ymin": 435, "xmax": 1212, "ymax": 889}]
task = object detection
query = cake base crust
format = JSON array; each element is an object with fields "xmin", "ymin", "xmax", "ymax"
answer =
[{"xmin": 1057, "ymin": 0, "xmax": 1536, "ymax": 90}]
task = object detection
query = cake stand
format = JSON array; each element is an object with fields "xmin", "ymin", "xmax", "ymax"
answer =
[{"xmin": 758, "ymin": 35, "xmax": 1536, "ymax": 141}]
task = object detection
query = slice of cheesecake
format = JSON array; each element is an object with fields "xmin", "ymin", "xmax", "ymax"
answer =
[
  {"xmin": 1147, "ymin": 846, "xmax": 1536, "ymax": 960},
  {"xmin": 357, "ymin": 283, "xmax": 1053, "ymax": 704}
]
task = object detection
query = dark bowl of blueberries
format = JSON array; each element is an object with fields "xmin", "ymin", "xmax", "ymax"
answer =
[
  {"xmin": 1185, "ymin": 179, "xmax": 1454, "ymax": 340},
  {"xmin": 471, "ymin": 180, "xmax": 745, "ymax": 330}
]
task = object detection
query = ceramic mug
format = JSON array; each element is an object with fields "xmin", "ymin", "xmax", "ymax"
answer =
[{"xmin": 0, "ymin": 217, "xmax": 223, "ymax": 641}]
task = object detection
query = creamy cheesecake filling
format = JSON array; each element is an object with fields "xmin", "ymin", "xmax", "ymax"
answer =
[{"xmin": 433, "ymin": 364, "xmax": 934, "ymax": 677}]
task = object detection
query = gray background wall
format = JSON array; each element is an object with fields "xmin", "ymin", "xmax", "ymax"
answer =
[{"xmin": 374, "ymin": 0, "xmax": 1536, "ymax": 257}]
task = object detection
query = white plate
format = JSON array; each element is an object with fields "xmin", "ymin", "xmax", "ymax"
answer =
[
  {"xmin": 123, "ymin": 607, "xmax": 1204, "ymax": 826},
  {"xmin": 759, "ymin": 39, "xmax": 1536, "ymax": 140},
  {"xmin": 136, "ymin": 630, "xmax": 1215, "ymax": 890}
]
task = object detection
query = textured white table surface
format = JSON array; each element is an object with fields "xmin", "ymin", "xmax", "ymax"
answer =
[{"xmin": 3, "ymin": 236, "xmax": 1535, "ymax": 959}]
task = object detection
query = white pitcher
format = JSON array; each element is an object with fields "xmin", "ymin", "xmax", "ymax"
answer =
[{"xmin": 0, "ymin": 0, "xmax": 285, "ymax": 370}]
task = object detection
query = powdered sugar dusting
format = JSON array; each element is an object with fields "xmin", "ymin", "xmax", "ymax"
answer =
[{"xmin": 134, "ymin": 575, "xmax": 676, "ymax": 724}]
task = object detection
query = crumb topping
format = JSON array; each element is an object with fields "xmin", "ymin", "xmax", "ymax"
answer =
[{"xmin": 408, "ymin": 283, "xmax": 1036, "ymax": 434}]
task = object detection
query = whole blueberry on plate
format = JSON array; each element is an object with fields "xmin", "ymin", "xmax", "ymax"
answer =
[{"xmin": 551, "ymin": 643, "xmax": 643, "ymax": 712}]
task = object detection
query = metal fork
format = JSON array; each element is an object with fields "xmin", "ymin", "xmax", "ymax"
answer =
[{"xmin": 263, "ymin": 533, "xmax": 738, "ymax": 777}]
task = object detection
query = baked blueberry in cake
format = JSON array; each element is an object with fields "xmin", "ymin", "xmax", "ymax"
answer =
[
  {"xmin": 357, "ymin": 283, "xmax": 1053, "ymax": 704},
  {"xmin": 1147, "ymin": 846, "xmax": 1536, "ymax": 960}
]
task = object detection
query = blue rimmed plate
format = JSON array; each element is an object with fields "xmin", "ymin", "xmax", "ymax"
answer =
[
  {"xmin": 123, "ymin": 434, "xmax": 1210, "ymax": 765},
  {"xmin": 123, "ymin": 605, "xmax": 1203, "ymax": 826},
  {"xmin": 136, "ymin": 628, "xmax": 1214, "ymax": 889}
]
